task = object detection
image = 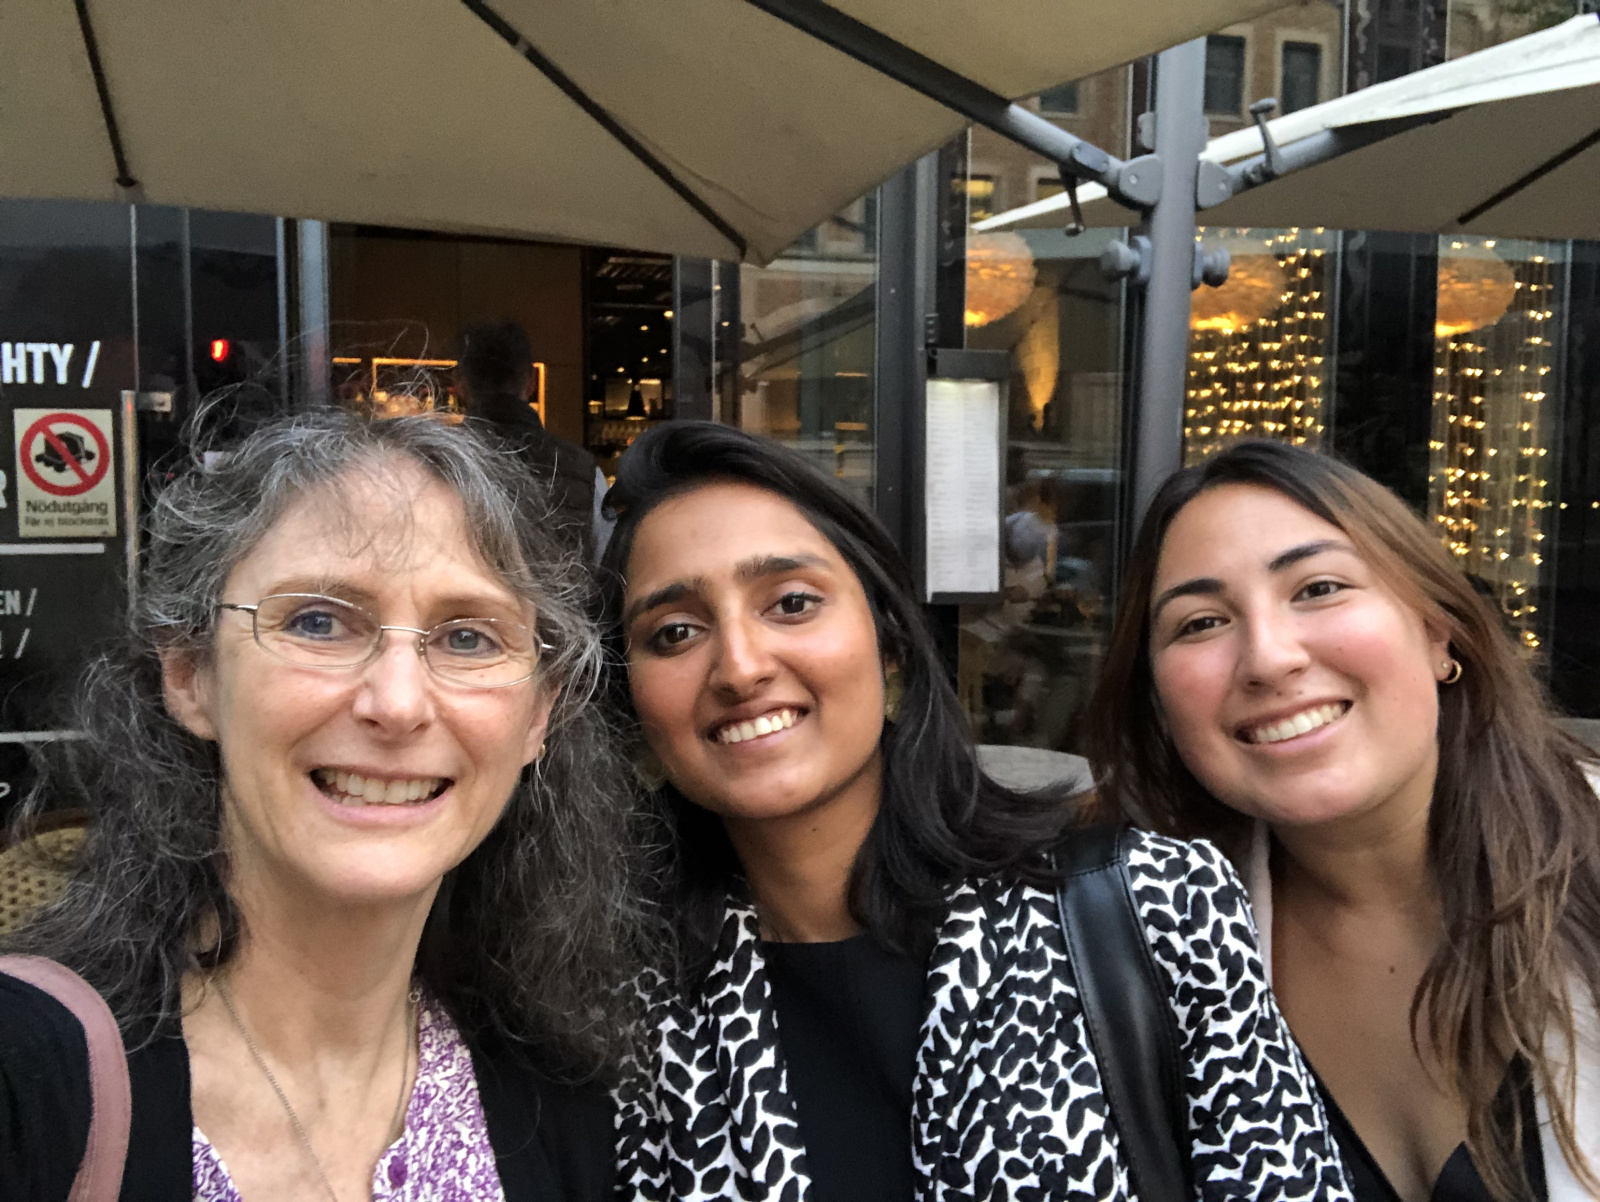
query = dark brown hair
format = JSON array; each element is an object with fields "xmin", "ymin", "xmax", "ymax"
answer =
[{"xmin": 1087, "ymin": 440, "xmax": 1600, "ymax": 1199}]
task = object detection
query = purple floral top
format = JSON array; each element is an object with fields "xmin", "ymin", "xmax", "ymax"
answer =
[{"xmin": 192, "ymin": 994, "xmax": 506, "ymax": 1201}]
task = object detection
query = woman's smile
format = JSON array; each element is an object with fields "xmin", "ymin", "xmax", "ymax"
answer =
[
  {"xmin": 1235, "ymin": 699, "xmax": 1352, "ymax": 747},
  {"xmin": 708, "ymin": 705, "xmax": 806, "ymax": 746}
]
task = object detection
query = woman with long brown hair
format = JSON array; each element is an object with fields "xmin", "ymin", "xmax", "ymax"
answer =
[{"xmin": 1088, "ymin": 439, "xmax": 1599, "ymax": 1202}]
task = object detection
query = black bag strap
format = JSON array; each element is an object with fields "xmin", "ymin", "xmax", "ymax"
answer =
[{"xmin": 1054, "ymin": 824, "xmax": 1191, "ymax": 1202}]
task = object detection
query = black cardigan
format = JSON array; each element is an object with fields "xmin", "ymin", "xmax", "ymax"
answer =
[{"xmin": 0, "ymin": 973, "xmax": 616, "ymax": 1202}]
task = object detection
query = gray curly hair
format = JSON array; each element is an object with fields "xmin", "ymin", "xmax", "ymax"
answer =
[{"xmin": 3, "ymin": 406, "xmax": 650, "ymax": 1080}]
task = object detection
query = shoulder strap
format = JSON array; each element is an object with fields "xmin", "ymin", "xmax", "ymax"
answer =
[
  {"xmin": 1054, "ymin": 826, "xmax": 1190, "ymax": 1202},
  {"xmin": 0, "ymin": 956, "xmax": 130, "ymax": 1202}
]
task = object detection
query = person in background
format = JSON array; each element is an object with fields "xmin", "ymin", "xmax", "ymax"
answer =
[
  {"xmin": 599, "ymin": 421, "xmax": 1351, "ymax": 1202},
  {"xmin": 0, "ymin": 408, "xmax": 645, "ymax": 1200},
  {"xmin": 1088, "ymin": 440, "xmax": 1600, "ymax": 1202},
  {"xmin": 456, "ymin": 319, "xmax": 612, "ymax": 560}
]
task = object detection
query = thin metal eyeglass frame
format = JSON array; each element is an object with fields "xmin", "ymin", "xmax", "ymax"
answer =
[{"xmin": 216, "ymin": 593, "xmax": 553, "ymax": 689}]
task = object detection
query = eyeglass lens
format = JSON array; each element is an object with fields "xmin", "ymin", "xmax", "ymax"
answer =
[{"xmin": 251, "ymin": 594, "xmax": 537, "ymax": 687}]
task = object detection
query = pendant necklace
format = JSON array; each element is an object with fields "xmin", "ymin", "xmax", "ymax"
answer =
[{"xmin": 214, "ymin": 977, "xmax": 418, "ymax": 1202}]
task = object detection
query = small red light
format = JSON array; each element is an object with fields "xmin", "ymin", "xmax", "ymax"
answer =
[{"xmin": 209, "ymin": 339, "xmax": 231, "ymax": 362}]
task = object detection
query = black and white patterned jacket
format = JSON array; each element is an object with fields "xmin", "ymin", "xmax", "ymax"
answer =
[{"xmin": 615, "ymin": 831, "xmax": 1354, "ymax": 1202}]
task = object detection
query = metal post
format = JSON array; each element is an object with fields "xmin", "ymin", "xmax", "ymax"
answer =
[
  {"xmin": 1129, "ymin": 39, "xmax": 1209, "ymax": 523},
  {"xmin": 296, "ymin": 219, "xmax": 331, "ymax": 408},
  {"xmin": 275, "ymin": 217, "xmax": 290, "ymax": 408},
  {"xmin": 672, "ymin": 257, "xmax": 715, "ymax": 420},
  {"xmin": 873, "ymin": 153, "xmax": 938, "ymax": 565},
  {"xmin": 180, "ymin": 208, "xmax": 197, "ymax": 405}
]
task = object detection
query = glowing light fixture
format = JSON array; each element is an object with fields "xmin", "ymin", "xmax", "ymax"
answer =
[
  {"xmin": 1189, "ymin": 256, "xmax": 1284, "ymax": 333},
  {"xmin": 964, "ymin": 232, "xmax": 1036, "ymax": 328},
  {"xmin": 1435, "ymin": 248, "xmax": 1516, "ymax": 338}
]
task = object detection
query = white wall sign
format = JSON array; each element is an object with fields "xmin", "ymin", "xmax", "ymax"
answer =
[
  {"xmin": 925, "ymin": 378, "xmax": 1001, "ymax": 598},
  {"xmin": 12, "ymin": 408, "xmax": 117, "ymax": 538}
]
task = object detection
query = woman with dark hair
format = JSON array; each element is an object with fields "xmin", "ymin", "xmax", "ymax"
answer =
[
  {"xmin": 0, "ymin": 408, "xmax": 645, "ymax": 1200},
  {"xmin": 600, "ymin": 421, "xmax": 1350, "ymax": 1202},
  {"xmin": 1086, "ymin": 440, "xmax": 1600, "ymax": 1202}
]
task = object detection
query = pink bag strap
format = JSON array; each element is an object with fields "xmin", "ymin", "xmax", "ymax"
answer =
[{"xmin": 0, "ymin": 955, "xmax": 130, "ymax": 1202}]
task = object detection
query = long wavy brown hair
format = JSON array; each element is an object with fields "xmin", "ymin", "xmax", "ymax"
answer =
[{"xmin": 1087, "ymin": 440, "xmax": 1600, "ymax": 1200}]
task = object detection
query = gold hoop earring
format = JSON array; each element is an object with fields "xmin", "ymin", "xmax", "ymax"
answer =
[
  {"xmin": 1441, "ymin": 659, "xmax": 1463, "ymax": 685},
  {"xmin": 536, "ymin": 741, "xmax": 547, "ymax": 761}
]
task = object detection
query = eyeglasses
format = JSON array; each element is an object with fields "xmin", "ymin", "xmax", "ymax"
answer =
[{"xmin": 217, "ymin": 593, "xmax": 551, "ymax": 689}]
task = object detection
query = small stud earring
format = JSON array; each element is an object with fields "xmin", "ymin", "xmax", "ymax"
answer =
[
  {"xmin": 1441, "ymin": 659, "xmax": 1463, "ymax": 685},
  {"xmin": 536, "ymin": 741, "xmax": 547, "ymax": 761}
]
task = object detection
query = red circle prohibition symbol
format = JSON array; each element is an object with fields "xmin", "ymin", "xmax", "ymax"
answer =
[{"xmin": 19, "ymin": 412, "xmax": 111, "ymax": 497}]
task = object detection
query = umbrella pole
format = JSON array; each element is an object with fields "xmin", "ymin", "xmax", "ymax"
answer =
[{"xmin": 1128, "ymin": 38, "xmax": 1209, "ymax": 523}]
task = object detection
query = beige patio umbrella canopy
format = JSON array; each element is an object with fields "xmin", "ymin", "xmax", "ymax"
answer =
[
  {"xmin": 978, "ymin": 13, "xmax": 1600, "ymax": 242},
  {"xmin": 2, "ymin": 0, "xmax": 1289, "ymax": 264}
]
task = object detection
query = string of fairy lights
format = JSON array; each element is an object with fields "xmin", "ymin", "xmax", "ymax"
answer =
[
  {"xmin": 1183, "ymin": 229, "xmax": 1330, "ymax": 465},
  {"xmin": 1428, "ymin": 243, "xmax": 1556, "ymax": 652}
]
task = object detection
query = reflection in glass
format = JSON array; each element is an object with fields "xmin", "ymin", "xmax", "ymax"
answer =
[
  {"xmin": 1430, "ymin": 236, "xmax": 1565, "ymax": 653},
  {"xmin": 958, "ymin": 224, "xmax": 1125, "ymax": 752},
  {"xmin": 1185, "ymin": 227, "xmax": 1337, "ymax": 463},
  {"xmin": 737, "ymin": 195, "xmax": 877, "ymax": 508},
  {"xmin": 953, "ymin": 58, "xmax": 1133, "ymax": 753}
]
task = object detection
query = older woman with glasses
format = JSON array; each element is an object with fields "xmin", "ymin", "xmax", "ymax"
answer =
[{"xmin": 0, "ymin": 408, "xmax": 646, "ymax": 1201}]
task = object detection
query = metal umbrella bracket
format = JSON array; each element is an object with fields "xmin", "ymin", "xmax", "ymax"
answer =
[
  {"xmin": 5, "ymin": 0, "xmax": 1290, "ymax": 264},
  {"xmin": 979, "ymin": 13, "xmax": 1600, "ymax": 242},
  {"xmin": 974, "ymin": 12, "xmax": 1600, "ymax": 515}
]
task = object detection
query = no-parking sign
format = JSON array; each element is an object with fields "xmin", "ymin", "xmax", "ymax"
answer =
[{"xmin": 12, "ymin": 408, "xmax": 117, "ymax": 537}]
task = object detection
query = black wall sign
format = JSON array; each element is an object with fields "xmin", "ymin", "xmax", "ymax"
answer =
[{"xmin": 0, "ymin": 201, "xmax": 137, "ymax": 821}]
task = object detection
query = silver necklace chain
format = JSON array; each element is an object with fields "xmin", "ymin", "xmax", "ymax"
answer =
[{"xmin": 214, "ymin": 977, "xmax": 418, "ymax": 1202}]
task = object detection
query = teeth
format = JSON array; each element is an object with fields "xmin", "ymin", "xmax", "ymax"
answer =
[
  {"xmin": 1248, "ymin": 703, "xmax": 1346, "ymax": 745},
  {"xmin": 715, "ymin": 708, "xmax": 800, "ymax": 745},
  {"xmin": 312, "ymin": 768, "xmax": 443, "ymax": 806}
]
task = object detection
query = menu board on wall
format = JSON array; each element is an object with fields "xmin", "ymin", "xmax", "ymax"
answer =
[{"xmin": 924, "ymin": 376, "xmax": 1004, "ymax": 602}]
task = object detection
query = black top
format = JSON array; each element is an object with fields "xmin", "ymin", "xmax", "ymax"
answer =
[
  {"xmin": 1316, "ymin": 1064, "xmax": 1546, "ymax": 1202},
  {"xmin": 0, "ymin": 972, "xmax": 615, "ymax": 1202},
  {"xmin": 762, "ymin": 934, "xmax": 928, "ymax": 1202}
]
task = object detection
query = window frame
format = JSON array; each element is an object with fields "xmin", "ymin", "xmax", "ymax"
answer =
[
  {"xmin": 1276, "ymin": 31, "xmax": 1334, "ymax": 115},
  {"xmin": 1036, "ymin": 80, "xmax": 1081, "ymax": 117},
  {"xmin": 1203, "ymin": 32, "xmax": 1250, "ymax": 118}
]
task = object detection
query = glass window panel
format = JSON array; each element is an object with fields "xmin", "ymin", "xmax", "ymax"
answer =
[
  {"xmin": 736, "ymin": 196, "xmax": 878, "ymax": 508},
  {"xmin": 958, "ymin": 58, "xmax": 1132, "ymax": 754},
  {"xmin": 1431, "ymin": 235, "xmax": 1566, "ymax": 657},
  {"xmin": 1280, "ymin": 41, "xmax": 1322, "ymax": 113},
  {"xmin": 959, "ymin": 225, "xmax": 1126, "ymax": 752},
  {"xmin": 1204, "ymin": 35, "xmax": 1247, "ymax": 115},
  {"xmin": 1376, "ymin": 42, "xmax": 1414, "ymax": 82},
  {"xmin": 1037, "ymin": 81, "xmax": 1080, "ymax": 115},
  {"xmin": 1185, "ymin": 226, "xmax": 1338, "ymax": 463}
]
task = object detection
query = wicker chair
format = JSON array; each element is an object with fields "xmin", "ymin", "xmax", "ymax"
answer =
[{"xmin": 0, "ymin": 811, "xmax": 85, "ymax": 936}]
